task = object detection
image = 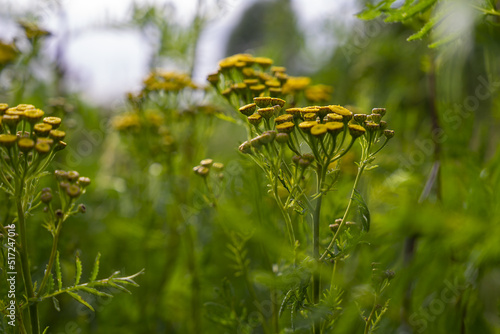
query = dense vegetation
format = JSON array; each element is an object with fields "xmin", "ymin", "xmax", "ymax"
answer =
[{"xmin": 1, "ymin": 0, "xmax": 500, "ymax": 333}]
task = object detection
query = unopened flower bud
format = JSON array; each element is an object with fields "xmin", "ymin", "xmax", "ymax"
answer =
[
  {"xmin": 276, "ymin": 121, "xmax": 294, "ymax": 133},
  {"xmin": 383, "ymin": 129, "xmax": 395, "ymax": 139},
  {"xmin": 239, "ymin": 141, "xmax": 252, "ymax": 154},
  {"xmin": 55, "ymin": 170, "xmax": 67, "ymax": 180},
  {"xmin": 348, "ymin": 124, "xmax": 366, "ymax": 138},
  {"xmin": 258, "ymin": 107, "xmax": 275, "ymax": 120},
  {"xmin": 248, "ymin": 113, "xmax": 262, "ymax": 126},
  {"xmin": 78, "ymin": 204, "xmax": 86, "ymax": 214},
  {"xmin": 196, "ymin": 166, "xmax": 210, "ymax": 177},
  {"xmin": 78, "ymin": 176, "xmax": 91, "ymax": 187},
  {"xmin": 253, "ymin": 97, "xmax": 272, "ymax": 108},
  {"xmin": 370, "ymin": 113, "xmax": 382, "ymax": 123},
  {"xmin": 200, "ymin": 159, "xmax": 213, "ymax": 167},
  {"xmin": 41, "ymin": 191, "xmax": 52, "ymax": 203},
  {"xmin": 33, "ymin": 123, "xmax": 52, "ymax": 137},
  {"xmin": 275, "ymin": 132, "xmax": 289, "ymax": 144},
  {"xmin": 353, "ymin": 114, "xmax": 367, "ymax": 124},
  {"xmin": 291, "ymin": 155, "xmax": 301, "ymax": 165},
  {"xmin": 67, "ymin": 171, "xmax": 80, "ymax": 182},
  {"xmin": 379, "ymin": 120, "xmax": 387, "ymax": 131},
  {"xmin": 55, "ymin": 209, "xmax": 64, "ymax": 218},
  {"xmin": 239, "ymin": 103, "xmax": 257, "ymax": 116},
  {"xmin": 329, "ymin": 224, "xmax": 339, "ymax": 232},
  {"xmin": 371, "ymin": 108, "xmax": 386, "ymax": 117}
]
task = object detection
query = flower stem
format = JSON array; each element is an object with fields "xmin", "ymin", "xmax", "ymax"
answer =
[{"xmin": 16, "ymin": 179, "xmax": 40, "ymax": 334}]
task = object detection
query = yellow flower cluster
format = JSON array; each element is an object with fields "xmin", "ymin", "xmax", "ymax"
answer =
[
  {"xmin": 19, "ymin": 21, "xmax": 50, "ymax": 40},
  {"xmin": 143, "ymin": 71, "xmax": 197, "ymax": 92},
  {"xmin": 208, "ymin": 53, "xmax": 330, "ymax": 109},
  {"xmin": 304, "ymin": 84, "xmax": 334, "ymax": 103},
  {"xmin": 0, "ymin": 41, "xmax": 18, "ymax": 65},
  {"xmin": 111, "ymin": 109, "xmax": 164, "ymax": 132},
  {"xmin": 0, "ymin": 103, "xmax": 66, "ymax": 178}
]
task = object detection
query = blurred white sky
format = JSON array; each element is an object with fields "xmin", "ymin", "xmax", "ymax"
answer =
[{"xmin": 0, "ymin": 0, "xmax": 359, "ymax": 104}]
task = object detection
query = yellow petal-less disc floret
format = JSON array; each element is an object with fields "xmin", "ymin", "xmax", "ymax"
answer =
[
  {"xmin": 310, "ymin": 124, "xmax": 328, "ymax": 137},
  {"xmin": 24, "ymin": 109, "xmax": 44, "ymax": 123},
  {"xmin": 18, "ymin": 138, "xmax": 35, "ymax": 152},
  {"xmin": 49, "ymin": 129, "xmax": 66, "ymax": 141},
  {"xmin": 248, "ymin": 113, "xmax": 262, "ymax": 125},
  {"xmin": 299, "ymin": 121, "xmax": 318, "ymax": 133},
  {"xmin": 276, "ymin": 121, "xmax": 295, "ymax": 133},
  {"xmin": 33, "ymin": 123, "xmax": 52, "ymax": 137},
  {"xmin": 0, "ymin": 134, "xmax": 17, "ymax": 147},
  {"xmin": 325, "ymin": 122, "xmax": 344, "ymax": 136},
  {"xmin": 348, "ymin": 124, "xmax": 366, "ymax": 138},
  {"xmin": 274, "ymin": 114, "xmax": 293, "ymax": 124},
  {"xmin": 43, "ymin": 116, "xmax": 62, "ymax": 129}
]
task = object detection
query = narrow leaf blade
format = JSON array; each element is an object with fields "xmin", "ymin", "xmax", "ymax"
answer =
[
  {"xmin": 353, "ymin": 189, "xmax": 371, "ymax": 232},
  {"xmin": 66, "ymin": 291, "xmax": 94, "ymax": 312}
]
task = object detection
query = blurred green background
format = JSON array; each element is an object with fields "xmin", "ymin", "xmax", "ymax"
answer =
[{"xmin": 1, "ymin": 0, "xmax": 500, "ymax": 333}]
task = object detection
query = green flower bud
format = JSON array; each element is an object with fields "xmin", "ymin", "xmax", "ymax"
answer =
[
  {"xmin": 371, "ymin": 108, "xmax": 386, "ymax": 117},
  {"xmin": 66, "ymin": 184, "xmax": 81, "ymax": 198},
  {"xmin": 78, "ymin": 204, "xmax": 87, "ymax": 214},
  {"xmin": 285, "ymin": 108, "xmax": 302, "ymax": 119},
  {"xmin": 383, "ymin": 129, "xmax": 395, "ymax": 139},
  {"xmin": 302, "ymin": 153, "xmax": 315, "ymax": 162},
  {"xmin": 253, "ymin": 96, "xmax": 272, "ymax": 108},
  {"xmin": 274, "ymin": 114, "xmax": 293, "ymax": 124},
  {"xmin": 379, "ymin": 120, "xmax": 387, "ymax": 131},
  {"xmin": 257, "ymin": 107, "xmax": 275, "ymax": 119},
  {"xmin": 348, "ymin": 124, "xmax": 366, "ymax": 138},
  {"xmin": 55, "ymin": 170, "xmax": 68, "ymax": 180},
  {"xmin": 329, "ymin": 223, "xmax": 339, "ymax": 233},
  {"xmin": 370, "ymin": 113, "xmax": 382, "ymax": 123},
  {"xmin": 239, "ymin": 141, "xmax": 252, "ymax": 154},
  {"xmin": 353, "ymin": 114, "xmax": 367, "ymax": 124},
  {"xmin": 196, "ymin": 166, "xmax": 210, "ymax": 177},
  {"xmin": 248, "ymin": 113, "xmax": 262, "ymax": 126},
  {"xmin": 276, "ymin": 121, "xmax": 295, "ymax": 133},
  {"xmin": 271, "ymin": 97, "xmax": 286, "ymax": 108},
  {"xmin": 200, "ymin": 159, "xmax": 213, "ymax": 167},
  {"xmin": 41, "ymin": 191, "xmax": 52, "ymax": 203},
  {"xmin": 291, "ymin": 155, "xmax": 301, "ymax": 165},
  {"xmin": 212, "ymin": 162, "xmax": 224, "ymax": 170},
  {"xmin": 275, "ymin": 132, "xmax": 289, "ymax": 144},
  {"xmin": 78, "ymin": 176, "xmax": 91, "ymax": 187},
  {"xmin": 54, "ymin": 141, "xmax": 67, "ymax": 151},
  {"xmin": 67, "ymin": 171, "xmax": 80, "ymax": 182},
  {"xmin": 239, "ymin": 103, "xmax": 257, "ymax": 116},
  {"xmin": 55, "ymin": 209, "xmax": 64, "ymax": 219},
  {"xmin": 365, "ymin": 122, "xmax": 380, "ymax": 132}
]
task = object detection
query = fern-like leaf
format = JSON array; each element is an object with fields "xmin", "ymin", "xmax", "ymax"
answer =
[
  {"xmin": 75, "ymin": 255, "xmax": 82, "ymax": 286},
  {"xmin": 89, "ymin": 253, "xmax": 101, "ymax": 282}
]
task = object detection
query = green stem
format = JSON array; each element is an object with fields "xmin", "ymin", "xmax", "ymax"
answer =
[
  {"xmin": 319, "ymin": 163, "xmax": 365, "ymax": 261},
  {"xmin": 16, "ymin": 179, "xmax": 40, "ymax": 334},
  {"xmin": 364, "ymin": 294, "xmax": 378, "ymax": 334},
  {"xmin": 36, "ymin": 217, "xmax": 63, "ymax": 298}
]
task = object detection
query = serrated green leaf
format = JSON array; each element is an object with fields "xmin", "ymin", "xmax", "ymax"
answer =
[
  {"xmin": 52, "ymin": 297, "xmax": 60, "ymax": 312},
  {"xmin": 55, "ymin": 251, "xmax": 62, "ymax": 291},
  {"xmin": 385, "ymin": 0, "xmax": 437, "ymax": 23},
  {"xmin": 47, "ymin": 272, "xmax": 55, "ymax": 294},
  {"xmin": 79, "ymin": 286, "xmax": 113, "ymax": 298},
  {"xmin": 357, "ymin": 0, "xmax": 398, "ymax": 20},
  {"xmin": 89, "ymin": 253, "xmax": 100, "ymax": 282},
  {"xmin": 66, "ymin": 291, "xmax": 94, "ymax": 311},
  {"xmin": 75, "ymin": 255, "xmax": 82, "ymax": 286},
  {"xmin": 352, "ymin": 189, "xmax": 371, "ymax": 232},
  {"xmin": 407, "ymin": 9, "xmax": 446, "ymax": 41},
  {"xmin": 214, "ymin": 112, "xmax": 238, "ymax": 124}
]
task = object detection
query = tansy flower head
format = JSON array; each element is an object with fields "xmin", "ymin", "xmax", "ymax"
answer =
[
  {"xmin": 254, "ymin": 96, "xmax": 272, "ymax": 108},
  {"xmin": 248, "ymin": 113, "xmax": 262, "ymax": 125},
  {"xmin": 299, "ymin": 121, "xmax": 318, "ymax": 133},
  {"xmin": 310, "ymin": 124, "xmax": 328, "ymax": 137},
  {"xmin": 348, "ymin": 124, "xmax": 366, "ymax": 138},
  {"xmin": 276, "ymin": 121, "xmax": 295, "ymax": 133},
  {"xmin": 239, "ymin": 103, "xmax": 257, "ymax": 116}
]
